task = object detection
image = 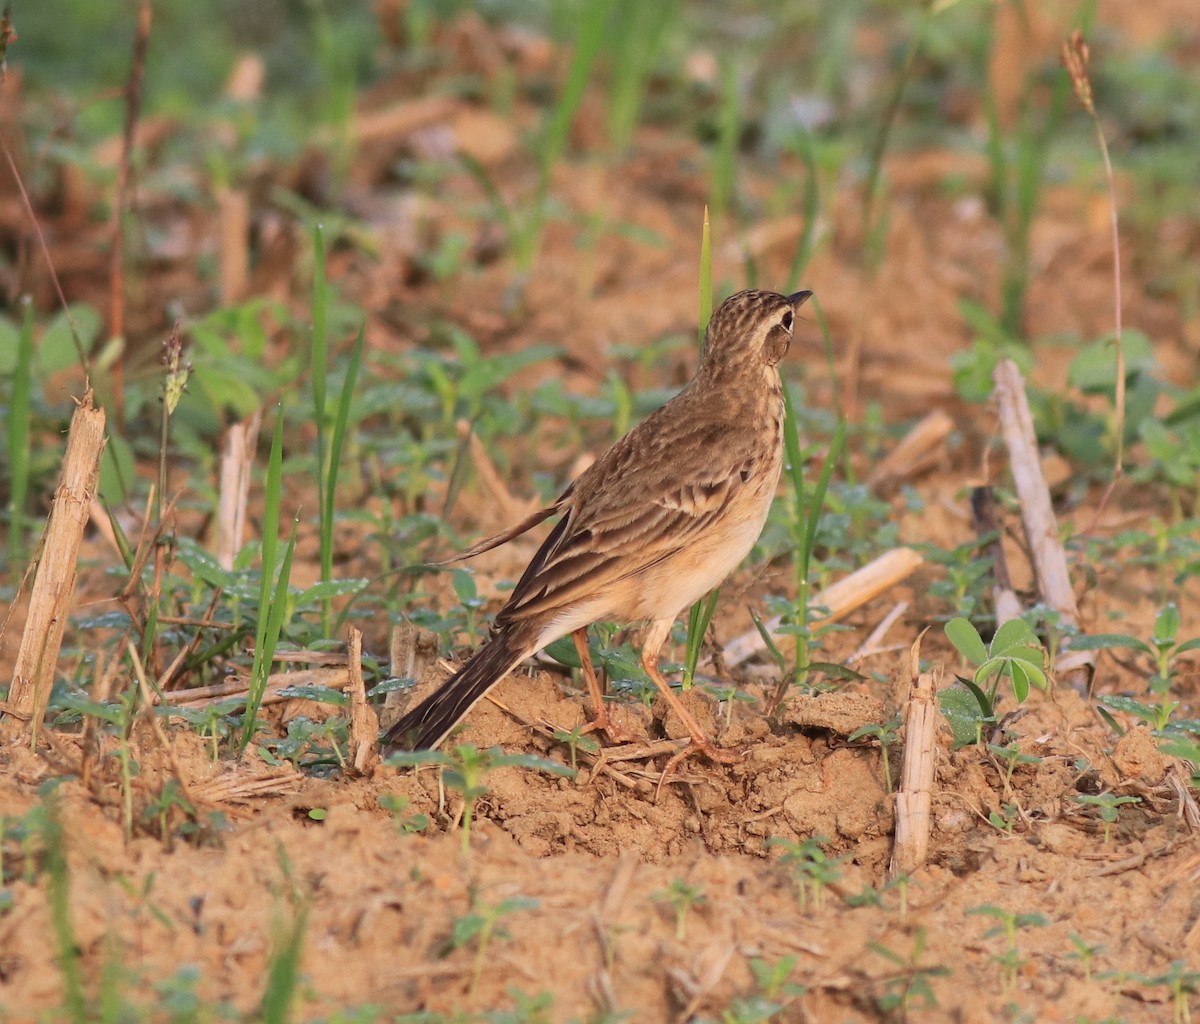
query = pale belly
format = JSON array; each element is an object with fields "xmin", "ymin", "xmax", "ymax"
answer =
[{"xmin": 533, "ymin": 470, "xmax": 777, "ymax": 650}]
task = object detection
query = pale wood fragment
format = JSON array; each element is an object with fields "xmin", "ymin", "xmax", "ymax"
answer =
[
  {"xmin": 347, "ymin": 627, "xmax": 379, "ymax": 773},
  {"xmin": 891, "ymin": 635, "xmax": 940, "ymax": 878},
  {"xmin": 5, "ymin": 390, "xmax": 107, "ymax": 733},
  {"xmin": 867, "ymin": 408, "xmax": 953, "ymax": 491},
  {"xmin": 992, "ymin": 360, "xmax": 1094, "ymax": 687},
  {"xmin": 214, "ymin": 411, "xmax": 261, "ymax": 571},
  {"xmin": 722, "ymin": 547, "xmax": 924, "ymax": 669}
]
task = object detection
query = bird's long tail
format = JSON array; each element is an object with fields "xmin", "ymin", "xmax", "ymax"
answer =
[{"xmin": 382, "ymin": 629, "xmax": 531, "ymax": 752}]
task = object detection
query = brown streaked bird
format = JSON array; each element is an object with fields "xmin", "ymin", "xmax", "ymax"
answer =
[{"xmin": 384, "ymin": 288, "xmax": 812, "ymax": 764}]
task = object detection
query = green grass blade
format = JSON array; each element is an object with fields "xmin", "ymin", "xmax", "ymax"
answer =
[
  {"xmin": 781, "ymin": 384, "xmax": 807, "ymax": 539},
  {"xmin": 683, "ymin": 589, "xmax": 721, "ymax": 689},
  {"xmin": 243, "ymin": 518, "xmax": 298, "ymax": 755},
  {"xmin": 311, "ymin": 225, "xmax": 331, "ymax": 632},
  {"xmin": 710, "ymin": 58, "xmax": 739, "ymax": 226},
  {"xmin": 537, "ymin": 0, "xmax": 607, "ymax": 199},
  {"xmin": 698, "ymin": 206, "xmax": 712, "ymax": 350},
  {"xmin": 685, "ymin": 205, "xmax": 718, "ymax": 685},
  {"xmin": 7, "ymin": 298, "xmax": 33, "ymax": 565},
  {"xmin": 785, "ymin": 130, "xmax": 820, "ymax": 293},
  {"xmin": 242, "ymin": 409, "xmax": 287, "ymax": 754},
  {"xmin": 260, "ymin": 901, "xmax": 309, "ymax": 1024},
  {"xmin": 606, "ymin": 0, "xmax": 675, "ymax": 154},
  {"xmin": 801, "ymin": 421, "xmax": 846, "ymax": 581},
  {"xmin": 44, "ymin": 794, "xmax": 87, "ymax": 1023},
  {"xmin": 319, "ymin": 323, "xmax": 365, "ymax": 631}
]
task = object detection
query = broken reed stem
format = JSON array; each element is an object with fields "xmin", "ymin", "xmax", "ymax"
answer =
[
  {"xmin": 992, "ymin": 360, "xmax": 1094, "ymax": 689},
  {"xmin": 5, "ymin": 391, "xmax": 107, "ymax": 736},
  {"xmin": 722, "ymin": 547, "xmax": 924, "ymax": 669},
  {"xmin": 347, "ymin": 627, "xmax": 379, "ymax": 774},
  {"xmin": 866, "ymin": 408, "xmax": 953, "ymax": 492},
  {"xmin": 891, "ymin": 638, "xmax": 939, "ymax": 878},
  {"xmin": 215, "ymin": 411, "xmax": 262, "ymax": 570}
]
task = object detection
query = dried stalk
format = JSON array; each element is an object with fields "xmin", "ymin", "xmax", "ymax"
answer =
[
  {"xmin": 347, "ymin": 627, "xmax": 379, "ymax": 774},
  {"xmin": 215, "ymin": 411, "xmax": 261, "ymax": 570},
  {"xmin": 5, "ymin": 391, "xmax": 107, "ymax": 734},
  {"xmin": 723, "ymin": 547, "xmax": 924, "ymax": 669},
  {"xmin": 992, "ymin": 360, "xmax": 1094, "ymax": 688},
  {"xmin": 867, "ymin": 408, "xmax": 953, "ymax": 492},
  {"xmin": 891, "ymin": 636, "xmax": 940, "ymax": 878}
]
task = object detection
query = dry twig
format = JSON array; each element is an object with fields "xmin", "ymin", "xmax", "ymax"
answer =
[
  {"xmin": 722, "ymin": 547, "xmax": 924, "ymax": 669},
  {"xmin": 992, "ymin": 360, "xmax": 1094, "ymax": 689},
  {"xmin": 890, "ymin": 634, "xmax": 940, "ymax": 878},
  {"xmin": 347, "ymin": 627, "xmax": 380, "ymax": 773},
  {"xmin": 5, "ymin": 390, "xmax": 107, "ymax": 735}
]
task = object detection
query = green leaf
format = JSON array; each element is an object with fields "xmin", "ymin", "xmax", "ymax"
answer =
[
  {"xmin": 174, "ymin": 538, "xmax": 235, "ymax": 589},
  {"xmin": 451, "ymin": 568, "xmax": 477, "ymax": 603},
  {"xmin": 296, "ymin": 579, "xmax": 369, "ymax": 606},
  {"xmin": 989, "ymin": 618, "xmax": 1038, "ymax": 657},
  {"xmin": 1097, "ymin": 694, "xmax": 1160, "ymax": 725},
  {"xmin": 386, "ymin": 749, "xmax": 453, "ymax": 768},
  {"xmin": 1067, "ymin": 330, "xmax": 1155, "ymax": 393},
  {"xmin": 276, "ymin": 685, "xmax": 348, "ymax": 706},
  {"xmin": 938, "ymin": 688, "xmax": 986, "ymax": 748},
  {"xmin": 98, "ymin": 429, "xmax": 135, "ymax": 506},
  {"xmin": 1010, "ymin": 660, "xmax": 1030, "ymax": 703},
  {"xmin": 1066, "ymin": 633, "xmax": 1153, "ymax": 654},
  {"xmin": 974, "ymin": 656, "xmax": 1005, "ymax": 685},
  {"xmin": 1154, "ymin": 604, "xmax": 1181, "ymax": 648},
  {"xmin": 945, "ymin": 617, "xmax": 988, "ymax": 664},
  {"xmin": 544, "ymin": 635, "xmax": 582, "ymax": 669}
]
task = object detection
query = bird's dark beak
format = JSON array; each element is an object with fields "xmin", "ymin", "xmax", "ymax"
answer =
[{"xmin": 788, "ymin": 290, "xmax": 813, "ymax": 309}]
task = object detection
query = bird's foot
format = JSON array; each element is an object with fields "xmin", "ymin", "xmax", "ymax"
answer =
[
  {"xmin": 580, "ymin": 705, "xmax": 640, "ymax": 746},
  {"xmin": 654, "ymin": 736, "xmax": 743, "ymax": 799}
]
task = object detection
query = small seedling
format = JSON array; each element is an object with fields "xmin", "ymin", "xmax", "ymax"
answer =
[
  {"xmin": 1074, "ymin": 793, "xmax": 1141, "ymax": 844},
  {"xmin": 988, "ymin": 802, "xmax": 1021, "ymax": 836},
  {"xmin": 868, "ymin": 928, "xmax": 949, "ymax": 1014},
  {"xmin": 652, "ymin": 879, "xmax": 706, "ymax": 942},
  {"xmin": 968, "ymin": 905, "xmax": 1048, "ymax": 995},
  {"xmin": 849, "ymin": 712, "xmax": 902, "ymax": 793},
  {"xmin": 768, "ymin": 836, "xmax": 842, "ymax": 911},
  {"xmin": 701, "ymin": 682, "xmax": 757, "ymax": 733},
  {"xmin": 942, "ymin": 618, "xmax": 1046, "ymax": 746},
  {"xmin": 444, "ymin": 896, "xmax": 538, "ymax": 1001},
  {"xmin": 924, "ymin": 536, "xmax": 996, "ymax": 619},
  {"xmin": 1066, "ymin": 933, "xmax": 1103, "ymax": 983},
  {"xmin": 1070, "ymin": 603, "xmax": 1200, "ymax": 700},
  {"xmin": 388, "ymin": 745, "xmax": 574, "ymax": 854},
  {"xmin": 987, "ymin": 738, "xmax": 1043, "ymax": 792},
  {"xmin": 379, "ymin": 794, "xmax": 429, "ymax": 834},
  {"xmin": 550, "ymin": 724, "xmax": 601, "ymax": 772},
  {"xmin": 1126, "ymin": 961, "xmax": 1200, "ymax": 1024}
]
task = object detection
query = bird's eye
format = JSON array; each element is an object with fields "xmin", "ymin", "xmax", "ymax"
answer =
[{"xmin": 781, "ymin": 310, "xmax": 794, "ymax": 332}]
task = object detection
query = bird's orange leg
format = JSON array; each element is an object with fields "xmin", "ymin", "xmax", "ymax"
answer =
[
  {"xmin": 573, "ymin": 628, "xmax": 636, "ymax": 744},
  {"xmin": 639, "ymin": 618, "xmax": 742, "ymax": 775}
]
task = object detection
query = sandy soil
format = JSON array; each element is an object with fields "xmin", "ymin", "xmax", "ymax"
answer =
[{"xmin": 3, "ymin": 4, "xmax": 1200, "ymax": 1022}]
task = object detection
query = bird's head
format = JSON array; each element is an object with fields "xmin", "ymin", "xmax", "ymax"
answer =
[{"xmin": 700, "ymin": 288, "xmax": 812, "ymax": 374}]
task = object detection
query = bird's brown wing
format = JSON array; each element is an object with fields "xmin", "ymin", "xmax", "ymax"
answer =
[{"xmin": 495, "ymin": 414, "xmax": 764, "ymax": 627}]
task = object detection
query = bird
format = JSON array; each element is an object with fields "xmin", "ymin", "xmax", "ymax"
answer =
[{"xmin": 383, "ymin": 288, "xmax": 812, "ymax": 766}]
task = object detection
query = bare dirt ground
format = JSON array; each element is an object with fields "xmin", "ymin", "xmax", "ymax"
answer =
[{"xmin": 3, "ymin": 3, "xmax": 1200, "ymax": 1021}]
